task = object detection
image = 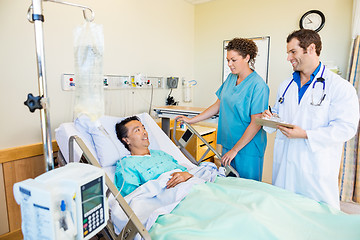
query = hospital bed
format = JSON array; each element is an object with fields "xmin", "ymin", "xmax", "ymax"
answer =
[{"xmin": 55, "ymin": 113, "xmax": 360, "ymax": 240}]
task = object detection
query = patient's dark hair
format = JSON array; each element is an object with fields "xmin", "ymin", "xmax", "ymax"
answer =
[{"xmin": 115, "ymin": 116, "xmax": 140, "ymax": 151}]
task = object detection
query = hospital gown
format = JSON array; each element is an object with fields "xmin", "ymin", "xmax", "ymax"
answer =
[
  {"xmin": 114, "ymin": 149, "xmax": 187, "ymax": 196},
  {"xmin": 216, "ymin": 71, "xmax": 269, "ymax": 180}
]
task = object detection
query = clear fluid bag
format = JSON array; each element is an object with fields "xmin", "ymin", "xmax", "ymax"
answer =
[{"xmin": 73, "ymin": 22, "xmax": 104, "ymax": 121}]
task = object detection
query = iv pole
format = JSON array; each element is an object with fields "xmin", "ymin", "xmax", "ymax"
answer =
[{"xmin": 25, "ymin": 0, "xmax": 94, "ymax": 171}]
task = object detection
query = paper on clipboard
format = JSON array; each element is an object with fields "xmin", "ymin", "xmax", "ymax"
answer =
[{"xmin": 256, "ymin": 118, "xmax": 294, "ymax": 129}]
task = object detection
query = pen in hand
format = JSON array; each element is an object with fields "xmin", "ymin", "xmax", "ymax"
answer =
[{"xmin": 269, "ymin": 105, "xmax": 272, "ymax": 114}]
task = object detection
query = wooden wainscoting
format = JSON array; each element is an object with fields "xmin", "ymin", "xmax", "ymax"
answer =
[{"xmin": 0, "ymin": 141, "xmax": 58, "ymax": 239}]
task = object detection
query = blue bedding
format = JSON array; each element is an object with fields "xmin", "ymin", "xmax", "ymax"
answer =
[{"xmin": 149, "ymin": 177, "xmax": 360, "ymax": 240}]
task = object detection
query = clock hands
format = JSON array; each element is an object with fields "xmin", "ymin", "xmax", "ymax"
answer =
[{"xmin": 306, "ymin": 17, "xmax": 313, "ymax": 24}]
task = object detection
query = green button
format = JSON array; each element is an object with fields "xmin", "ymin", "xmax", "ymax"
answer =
[{"xmin": 83, "ymin": 218, "xmax": 88, "ymax": 224}]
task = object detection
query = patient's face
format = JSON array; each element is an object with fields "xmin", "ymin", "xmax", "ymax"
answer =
[{"xmin": 124, "ymin": 120, "xmax": 150, "ymax": 150}]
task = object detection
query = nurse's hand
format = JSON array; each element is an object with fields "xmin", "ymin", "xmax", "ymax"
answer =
[
  {"xmin": 175, "ymin": 115, "xmax": 194, "ymax": 124},
  {"xmin": 166, "ymin": 172, "xmax": 193, "ymax": 189},
  {"xmin": 221, "ymin": 149, "xmax": 237, "ymax": 166},
  {"xmin": 278, "ymin": 125, "xmax": 308, "ymax": 139}
]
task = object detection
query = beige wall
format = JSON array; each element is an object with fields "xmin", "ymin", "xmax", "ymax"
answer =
[
  {"xmin": 193, "ymin": 0, "xmax": 353, "ymax": 182},
  {"xmin": 0, "ymin": 0, "xmax": 195, "ymax": 149},
  {"xmin": 0, "ymin": 0, "xmax": 354, "ymax": 183}
]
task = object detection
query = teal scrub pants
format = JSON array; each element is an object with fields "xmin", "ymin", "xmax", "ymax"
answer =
[{"xmin": 223, "ymin": 147, "xmax": 263, "ymax": 181}]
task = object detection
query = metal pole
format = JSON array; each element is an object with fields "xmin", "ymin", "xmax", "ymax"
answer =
[{"xmin": 31, "ymin": 0, "xmax": 54, "ymax": 171}]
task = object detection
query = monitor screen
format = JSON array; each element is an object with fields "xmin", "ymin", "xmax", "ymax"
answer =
[
  {"xmin": 81, "ymin": 177, "xmax": 103, "ymax": 214},
  {"xmin": 182, "ymin": 129, "xmax": 193, "ymax": 142}
]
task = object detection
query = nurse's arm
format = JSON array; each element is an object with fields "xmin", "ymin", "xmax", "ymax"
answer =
[
  {"xmin": 222, "ymin": 114, "xmax": 262, "ymax": 166},
  {"xmin": 278, "ymin": 125, "xmax": 307, "ymax": 139},
  {"xmin": 176, "ymin": 99, "xmax": 220, "ymax": 124}
]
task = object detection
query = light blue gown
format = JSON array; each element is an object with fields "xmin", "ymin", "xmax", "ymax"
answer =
[
  {"xmin": 216, "ymin": 71, "xmax": 269, "ymax": 181},
  {"xmin": 114, "ymin": 149, "xmax": 186, "ymax": 196}
]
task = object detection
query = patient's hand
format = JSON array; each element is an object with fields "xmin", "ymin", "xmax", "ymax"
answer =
[{"xmin": 166, "ymin": 172, "xmax": 193, "ymax": 189}]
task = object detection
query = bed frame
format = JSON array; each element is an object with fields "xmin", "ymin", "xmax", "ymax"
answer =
[
  {"xmin": 65, "ymin": 135, "xmax": 151, "ymax": 240},
  {"xmin": 172, "ymin": 120, "xmax": 239, "ymax": 177}
]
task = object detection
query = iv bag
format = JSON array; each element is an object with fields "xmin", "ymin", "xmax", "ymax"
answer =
[{"xmin": 73, "ymin": 22, "xmax": 104, "ymax": 121}]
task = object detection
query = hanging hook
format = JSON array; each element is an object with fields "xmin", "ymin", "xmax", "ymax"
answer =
[
  {"xmin": 27, "ymin": 5, "xmax": 34, "ymax": 23},
  {"xmin": 44, "ymin": 0, "xmax": 95, "ymax": 22}
]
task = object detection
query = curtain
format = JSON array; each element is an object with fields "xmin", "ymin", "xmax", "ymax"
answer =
[{"xmin": 339, "ymin": 0, "xmax": 360, "ymax": 203}]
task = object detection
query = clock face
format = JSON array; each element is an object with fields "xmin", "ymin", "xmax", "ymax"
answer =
[{"xmin": 300, "ymin": 10, "xmax": 325, "ymax": 32}]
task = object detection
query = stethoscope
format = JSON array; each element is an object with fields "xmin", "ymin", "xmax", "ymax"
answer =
[{"xmin": 278, "ymin": 65, "xmax": 326, "ymax": 106}]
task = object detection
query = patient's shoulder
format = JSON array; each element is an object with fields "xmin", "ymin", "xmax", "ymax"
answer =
[
  {"xmin": 118, "ymin": 155, "xmax": 138, "ymax": 168},
  {"xmin": 150, "ymin": 149, "xmax": 175, "ymax": 159},
  {"xmin": 150, "ymin": 149, "xmax": 166, "ymax": 155}
]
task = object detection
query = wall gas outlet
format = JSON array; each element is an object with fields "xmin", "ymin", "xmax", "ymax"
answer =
[
  {"xmin": 62, "ymin": 73, "xmax": 76, "ymax": 91},
  {"xmin": 61, "ymin": 74, "xmax": 165, "ymax": 91}
]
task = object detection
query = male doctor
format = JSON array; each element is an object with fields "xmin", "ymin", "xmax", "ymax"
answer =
[{"xmin": 262, "ymin": 29, "xmax": 359, "ymax": 209}]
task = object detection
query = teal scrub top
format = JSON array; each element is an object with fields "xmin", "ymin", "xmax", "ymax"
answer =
[
  {"xmin": 114, "ymin": 149, "xmax": 186, "ymax": 197},
  {"xmin": 216, "ymin": 71, "xmax": 269, "ymax": 157}
]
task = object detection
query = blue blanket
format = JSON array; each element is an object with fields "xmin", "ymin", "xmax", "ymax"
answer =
[{"xmin": 149, "ymin": 177, "xmax": 360, "ymax": 240}]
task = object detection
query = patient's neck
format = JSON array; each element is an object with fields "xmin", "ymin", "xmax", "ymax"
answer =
[{"xmin": 130, "ymin": 147, "xmax": 150, "ymax": 156}]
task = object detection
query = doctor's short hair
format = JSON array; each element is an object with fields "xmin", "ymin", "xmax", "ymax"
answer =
[
  {"xmin": 225, "ymin": 38, "xmax": 258, "ymax": 69},
  {"xmin": 287, "ymin": 29, "xmax": 322, "ymax": 56},
  {"xmin": 115, "ymin": 116, "xmax": 141, "ymax": 151}
]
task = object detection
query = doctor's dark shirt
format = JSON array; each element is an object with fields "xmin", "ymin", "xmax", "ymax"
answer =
[{"xmin": 293, "ymin": 63, "xmax": 321, "ymax": 103}]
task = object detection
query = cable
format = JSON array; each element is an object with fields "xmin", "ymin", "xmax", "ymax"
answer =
[
  {"xmin": 166, "ymin": 88, "xmax": 178, "ymax": 105},
  {"xmin": 148, "ymin": 84, "xmax": 154, "ymax": 115}
]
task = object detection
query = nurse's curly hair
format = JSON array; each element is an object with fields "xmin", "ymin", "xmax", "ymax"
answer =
[
  {"xmin": 225, "ymin": 38, "xmax": 258, "ymax": 69},
  {"xmin": 115, "ymin": 116, "xmax": 141, "ymax": 151}
]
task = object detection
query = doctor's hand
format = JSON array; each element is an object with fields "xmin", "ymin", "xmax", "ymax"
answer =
[
  {"xmin": 278, "ymin": 125, "xmax": 308, "ymax": 139},
  {"xmin": 262, "ymin": 110, "xmax": 273, "ymax": 119},
  {"xmin": 221, "ymin": 149, "xmax": 237, "ymax": 166},
  {"xmin": 166, "ymin": 172, "xmax": 193, "ymax": 189}
]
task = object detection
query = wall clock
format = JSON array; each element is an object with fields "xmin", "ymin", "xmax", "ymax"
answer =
[{"xmin": 299, "ymin": 10, "xmax": 325, "ymax": 32}]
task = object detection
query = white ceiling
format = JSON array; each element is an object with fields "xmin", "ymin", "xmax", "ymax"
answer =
[{"xmin": 184, "ymin": 0, "xmax": 215, "ymax": 5}]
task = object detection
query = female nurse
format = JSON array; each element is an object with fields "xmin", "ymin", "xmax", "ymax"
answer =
[{"xmin": 177, "ymin": 38, "xmax": 269, "ymax": 181}]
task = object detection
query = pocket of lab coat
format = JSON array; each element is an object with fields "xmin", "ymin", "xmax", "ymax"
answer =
[{"xmin": 307, "ymin": 99, "xmax": 330, "ymax": 128}]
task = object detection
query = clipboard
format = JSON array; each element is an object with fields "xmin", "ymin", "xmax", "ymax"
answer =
[{"xmin": 256, "ymin": 118, "xmax": 294, "ymax": 129}]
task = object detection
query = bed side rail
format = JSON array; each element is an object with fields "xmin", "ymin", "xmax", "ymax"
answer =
[
  {"xmin": 69, "ymin": 135, "xmax": 151, "ymax": 240},
  {"xmin": 173, "ymin": 119, "xmax": 240, "ymax": 178}
]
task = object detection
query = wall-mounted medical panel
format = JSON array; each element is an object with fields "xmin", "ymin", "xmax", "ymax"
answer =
[{"xmin": 61, "ymin": 74, "xmax": 165, "ymax": 91}]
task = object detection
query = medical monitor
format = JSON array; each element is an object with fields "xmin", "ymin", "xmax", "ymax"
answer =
[
  {"xmin": 13, "ymin": 162, "xmax": 109, "ymax": 240},
  {"xmin": 178, "ymin": 129, "xmax": 194, "ymax": 147}
]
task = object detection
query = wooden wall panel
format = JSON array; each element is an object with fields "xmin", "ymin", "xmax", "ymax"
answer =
[
  {"xmin": 0, "ymin": 141, "xmax": 59, "ymax": 238},
  {"xmin": 0, "ymin": 141, "xmax": 58, "ymax": 164},
  {"xmin": 0, "ymin": 164, "xmax": 9, "ymax": 235},
  {"xmin": 0, "ymin": 229, "xmax": 22, "ymax": 240},
  {"xmin": 3, "ymin": 155, "xmax": 46, "ymax": 231}
]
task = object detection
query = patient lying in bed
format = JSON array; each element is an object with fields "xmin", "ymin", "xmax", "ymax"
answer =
[{"xmin": 114, "ymin": 116, "xmax": 194, "ymax": 196}]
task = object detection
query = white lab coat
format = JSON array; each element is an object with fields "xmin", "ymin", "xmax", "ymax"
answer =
[{"xmin": 267, "ymin": 64, "xmax": 359, "ymax": 209}]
